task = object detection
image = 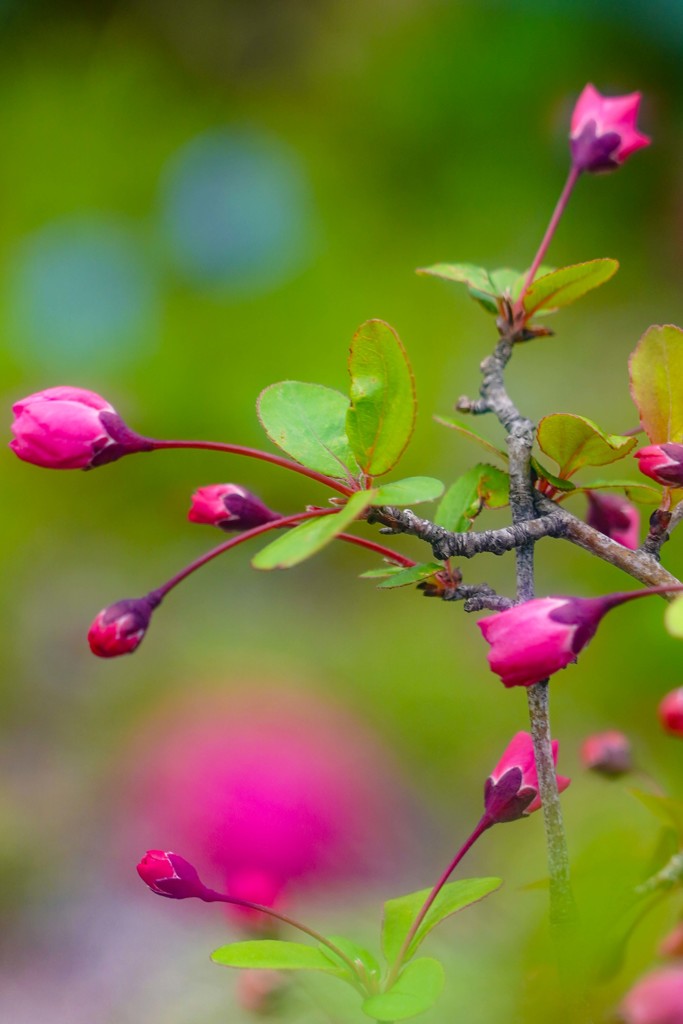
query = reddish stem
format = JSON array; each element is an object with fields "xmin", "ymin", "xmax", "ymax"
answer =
[
  {"xmin": 336, "ymin": 533, "xmax": 416, "ymax": 567},
  {"xmin": 515, "ymin": 165, "xmax": 581, "ymax": 310},
  {"xmin": 386, "ymin": 814, "xmax": 492, "ymax": 985},
  {"xmin": 148, "ymin": 438, "xmax": 355, "ymax": 497},
  {"xmin": 201, "ymin": 889, "xmax": 363, "ymax": 983},
  {"xmin": 148, "ymin": 509, "xmax": 338, "ymax": 601}
]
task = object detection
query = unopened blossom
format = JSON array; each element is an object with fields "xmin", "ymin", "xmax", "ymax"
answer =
[
  {"xmin": 88, "ymin": 596, "xmax": 158, "ymax": 658},
  {"xmin": 570, "ymin": 84, "xmax": 650, "ymax": 174},
  {"xmin": 635, "ymin": 444, "xmax": 683, "ymax": 488},
  {"xmin": 478, "ymin": 588, "xmax": 679, "ymax": 688},
  {"xmin": 137, "ymin": 850, "xmax": 209, "ymax": 900},
  {"xmin": 660, "ymin": 922, "xmax": 683, "ymax": 959},
  {"xmin": 580, "ymin": 730, "xmax": 633, "ymax": 777},
  {"xmin": 620, "ymin": 966, "xmax": 683, "ymax": 1024},
  {"xmin": 659, "ymin": 688, "xmax": 683, "ymax": 737},
  {"xmin": 484, "ymin": 731, "xmax": 570, "ymax": 824},
  {"xmin": 9, "ymin": 386, "xmax": 151, "ymax": 470},
  {"xmin": 586, "ymin": 491, "xmax": 640, "ymax": 549},
  {"xmin": 188, "ymin": 484, "xmax": 280, "ymax": 531}
]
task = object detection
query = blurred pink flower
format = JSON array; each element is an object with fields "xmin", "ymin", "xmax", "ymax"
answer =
[
  {"xmin": 570, "ymin": 84, "xmax": 650, "ymax": 173},
  {"xmin": 121, "ymin": 685, "xmax": 404, "ymax": 920},
  {"xmin": 620, "ymin": 966, "xmax": 683, "ymax": 1024},
  {"xmin": 586, "ymin": 491, "xmax": 640, "ymax": 550}
]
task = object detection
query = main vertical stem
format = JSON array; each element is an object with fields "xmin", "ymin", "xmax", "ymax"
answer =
[{"xmin": 507, "ymin": 426, "xmax": 575, "ymax": 926}]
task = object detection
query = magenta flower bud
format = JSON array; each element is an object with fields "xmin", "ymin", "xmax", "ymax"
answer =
[
  {"xmin": 88, "ymin": 595, "xmax": 158, "ymax": 658},
  {"xmin": 188, "ymin": 483, "xmax": 280, "ymax": 531},
  {"xmin": 9, "ymin": 386, "xmax": 152, "ymax": 470},
  {"xmin": 477, "ymin": 595, "xmax": 613, "ymax": 688},
  {"xmin": 586, "ymin": 491, "xmax": 640, "ymax": 550},
  {"xmin": 659, "ymin": 688, "xmax": 683, "ymax": 737},
  {"xmin": 635, "ymin": 444, "xmax": 683, "ymax": 488},
  {"xmin": 484, "ymin": 731, "xmax": 570, "ymax": 824},
  {"xmin": 570, "ymin": 84, "xmax": 650, "ymax": 174},
  {"xmin": 580, "ymin": 730, "xmax": 633, "ymax": 777},
  {"xmin": 620, "ymin": 967, "xmax": 683, "ymax": 1024},
  {"xmin": 137, "ymin": 850, "xmax": 209, "ymax": 899}
]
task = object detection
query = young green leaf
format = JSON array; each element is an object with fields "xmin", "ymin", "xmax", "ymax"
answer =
[
  {"xmin": 346, "ymin": 319, "xmax": 416, "ymax": 476},
  {"xmin": 257, "ymin": 381, "xmax": 360, "ymax": 478},
  {"xmin": 359, "ymin": 565, "xmax": 407, "ymax": 579},
  {"xmin": 362, "ymin": 958, "xmax": 445, "ymax": 1021},
  {"xmin": 371, "ymin": 477, "xmax": 444, "ymax": 505},
  {"xmin": 416, "ymin": 262, "xmax": 495, "ymax": 293},
  {"xmin": 381, "ymin": 877, "xmax": 502, "ymax": 965},
  {"xmin": 433, "ymin": 415, "xmax": 508, "ymax": 463},
  {"xmin": 530, "ymin": 457, "xmax": 577, "ymax": 492},
  {"xmin": 537, "ymin": 413, "xmax": 637, "ymax": 478},
  {"xmin": 211, "ymin": 939, "xmax": 347, "ymax": 975},
  {"xmin": 377, "ymin": 562, "xmax": 444, "ymax": 589},
  {"xmin": 522, "ymin": 259, "xmax": 619, "ymax": 316},
  {"xmin": 252, "ymin": 491, "xmax": 372, "ymax": 570},
  {"xmin": 629, "ymin": 324, "xmax": 683, "ymax": 444},
  {"xmin": 435, "ymin": 464, "xmax": 510, "ymax": 532}
]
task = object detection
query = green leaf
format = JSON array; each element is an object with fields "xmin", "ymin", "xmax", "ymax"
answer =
[
  {"xmin": 211, "ymin": 940, "xmax": 346, "ymax": 975},
  {"xmin": 372, "ymin": 477, "xmax": 444, "ymax": 506},
  {"xmin": 381, "ymin": 877, "xmax": 502, "ymax": 965},
  {"xmin": 629, "ymin": 324, "xmax": 683, "ymax": 444},
  {"xmin": 346, "ymin": 319, "xmax": 416, "ymax": 476},
  {"xmin": 257, "ymin": 381, "xmax": 359, "ymax": 478},
  {"xmin": 522, "ymin": 259, "xmax": 619, "ymax": 316},
  {"xmin": 359, "ymin": 565, "xmax": 407, "ymax": 579},
  {"xmin": 416, "ymin": 262, "xmax": 495, "ymax": 293},
  {"xmin": 570, "ymin": 479, "xmax": 662, "ymax": 505},
  {"xmin": 530, "ymin": 457, "xmax": 577, "ymax": 492},
  {"xmin": 252, "ymin": 491, "xmax": 372, "ymax": 570},
  {"xmin": 665, "ymin": 596, "xmax": 683, "ymax": 638},
  {"xmin": 319, "ymin": 937, "xmax": 381, "ymax": 983},
  {"xmin": 629, "ymin": 789, "xmax": 683, "ymax": 837},
  {"xmin": 435, "ymin": 464, "xmax": 510, "ymax": 532},
  {"xmin": 433, "ymin": 415, "xmax": 508, "ymax": 463},
  {"xmin": 377, "ymin": 562, "xmax": 444, "ymax": 589},
  {"xmin": 362, "ymin": 958, "xmax": 445, "ymax": 1021},
  {"xmin": 537, "ymin": 414, "xmax": 637, "ymax": 478}
]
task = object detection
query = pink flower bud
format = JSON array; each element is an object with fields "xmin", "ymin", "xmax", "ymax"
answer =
[
  {"xmin": 580, "ymin": 730, "xmax": 633, "ymax": 777},
  {"xmin": 9, "ymin": 386, "xmax": 152, "ymax": 470},
  {"xmin": 570, "ymin": 84, "xmax": 650, "ymax": 174},
  {"xmin": 620, "ymin": 966, "xmax": 683, "ymax": 1024},
  {"xmin": 188, "ymin": 484, "xmax": 280, "ymax": 531},
  {"xmin": 137, "ymin": 849, "xmax": 209, "ymax": 899},
  {"xmin": 484, "ymin": 731, "xmax": 570, "ymax": 824},
  {"xmin": 477, "ymin": 595, "xmax": 610, "ymax": 688},
  {"xmin": 659, "ymin": 688, "xmax": 683, "ymax": 737},
  {"xmin": 586, "ymin": 491, "xmax": 640, "ymax": 550},
  {"xmin": 88, "ymin": 596, "xmax": 158, "ymax": 658},
  {"xmin": 635, "ymin": 444, "xmax": 683, "ymax": 488}
]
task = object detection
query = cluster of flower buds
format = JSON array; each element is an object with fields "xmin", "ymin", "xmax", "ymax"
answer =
[
  {"xmin": 9, "ymin": 386, "xmax": 152, "ymax": 469},
  {"xmin": 636, "ymin": 444, "xmax": 683, "ymax": 488}
]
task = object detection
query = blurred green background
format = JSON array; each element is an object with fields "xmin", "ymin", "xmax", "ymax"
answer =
[{"xmin": 4, "ymin": 1, "xmax": 683, "ymax": 1021}]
